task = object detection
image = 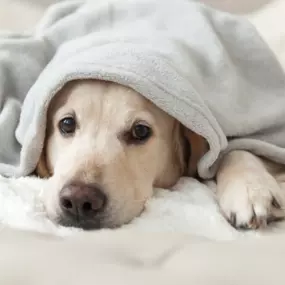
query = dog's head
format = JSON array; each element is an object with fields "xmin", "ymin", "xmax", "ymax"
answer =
[{"xmin": 37, "ymin": 80, "xmax": 207, "ymax": 229}]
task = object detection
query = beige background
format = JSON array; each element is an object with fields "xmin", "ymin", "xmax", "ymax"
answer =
[{"xmin": 0, "ymin": 0, "xmax": 274, "ymax": 32}]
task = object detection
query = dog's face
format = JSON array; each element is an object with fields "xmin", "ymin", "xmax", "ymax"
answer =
[{"xmin": 38, "ymin": 80, "xmax": 206, "ymax": 229}]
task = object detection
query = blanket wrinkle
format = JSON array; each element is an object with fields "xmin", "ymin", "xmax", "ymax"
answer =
[{"xmin": 0, "ymin": 0, "xmax": 284, "ymax": 179}]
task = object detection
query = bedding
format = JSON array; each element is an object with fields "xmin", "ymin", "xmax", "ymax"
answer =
[{"xmin": 0, "ymin": 227, "xmax": 285, "ymax": 285}]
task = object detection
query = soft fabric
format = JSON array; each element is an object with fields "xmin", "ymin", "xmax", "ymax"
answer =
[
  {"xmin": 0, "ymin": 0, "xmax": 284, "ymax": 179},
  {"xmin": 1, "ymin": 227, "xmax": 285, "ymax": 285},
  {"xmin": 2, "ymin": 173, "xmax": 284, "ymax": 240}
]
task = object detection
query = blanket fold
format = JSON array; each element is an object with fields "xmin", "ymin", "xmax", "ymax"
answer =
[{"xmin": 0, "ymin": 0, "xmax": 284, "ymax": 179}]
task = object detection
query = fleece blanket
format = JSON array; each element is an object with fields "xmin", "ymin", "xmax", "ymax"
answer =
[{"xmin": 0, "ymin": 0, "xmax": 285, "ymax": 179}]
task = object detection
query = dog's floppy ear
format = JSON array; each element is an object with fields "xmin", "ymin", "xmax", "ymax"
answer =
[
  {"xmin": 183, "ymin": 128, "xmax": 208, "ymax": 177},
  {"xmin": 35, "ymin": 146, "xmax": 51, "ymax": 178}
]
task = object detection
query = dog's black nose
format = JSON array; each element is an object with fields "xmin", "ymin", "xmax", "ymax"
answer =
[{"xmin": 59, "ymin": 182, "xmax": 107, "ymax": 226}]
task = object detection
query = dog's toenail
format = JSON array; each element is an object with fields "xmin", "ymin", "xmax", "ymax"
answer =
[
  {"xmin": 272, "ymin": 198, "xmax": 281, "ymax": 209},
  {"xmin": 229, "ymin": 212, "xmax": 236, "ymax": 227}
]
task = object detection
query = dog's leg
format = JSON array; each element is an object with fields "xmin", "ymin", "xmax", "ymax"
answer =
[{"xmin": 216, "ymin": 150, "xmax": 285, "ymax": 229}]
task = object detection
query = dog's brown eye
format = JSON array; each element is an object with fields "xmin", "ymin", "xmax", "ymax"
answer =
[
  {"xmin": 131, "ymin": 123, "xmax": 152, "ymax": 142},
  {"xmin": 59, "ymin": 117, "xmax": 76, "ymax": 136}
]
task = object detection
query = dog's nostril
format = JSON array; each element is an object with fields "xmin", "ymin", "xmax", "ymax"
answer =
[
  {"xmin": 82, "ymin": 201, "xmax": 92, "ymax": 212},
  {"xmin": 61, "ymin": 198, "xmax": 73, "ymax": 209}
]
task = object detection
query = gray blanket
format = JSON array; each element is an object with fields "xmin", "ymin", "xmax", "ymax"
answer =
[{"xmin": 0, "ymin": 0, "xmax": 284, "ymax": 179}]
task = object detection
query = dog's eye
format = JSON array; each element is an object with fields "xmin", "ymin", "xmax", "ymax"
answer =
[
  {"xmin": 58, "ymin": 117, "xmax": 76, "ymax": 136},
  {"xmin": 131, "ymin": 123, "xmax": 152, "ymax": 142}
]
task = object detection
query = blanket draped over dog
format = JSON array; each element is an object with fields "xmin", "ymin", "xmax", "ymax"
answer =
[{"xmin": 0, "ymin": 0, "xmax": 284, "ymax": 179}]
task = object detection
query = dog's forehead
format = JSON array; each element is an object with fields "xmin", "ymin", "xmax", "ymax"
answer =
[{"xmin": 54, "ymin": 80, "xmax": 157, "ymax": 121}]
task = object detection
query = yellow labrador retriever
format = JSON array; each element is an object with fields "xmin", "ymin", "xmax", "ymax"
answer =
[{"xmin": 37, "ymin": 80, "xmax": 285, "ymax": 230}]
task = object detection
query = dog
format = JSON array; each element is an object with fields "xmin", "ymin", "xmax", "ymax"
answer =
[{"xmin": 36, "ymin": 79, "xmax": 285, "ymax": 230}]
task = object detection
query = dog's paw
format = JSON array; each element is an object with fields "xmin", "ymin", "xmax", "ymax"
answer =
[{"xmin": 218, "ymin": 171, "xmax": 284, "ymax": 229}]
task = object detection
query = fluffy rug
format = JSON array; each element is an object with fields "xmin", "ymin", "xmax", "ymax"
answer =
[{"xmin": 1, "ymin": 175, "xmax": 284, "ymax": 240}]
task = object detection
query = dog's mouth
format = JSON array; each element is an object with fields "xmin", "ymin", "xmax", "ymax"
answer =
[
  {"xmin": 55, "ymin": 203, "xmax": 146, "ymax": 230},
  {"xmin": 57, "ymin": 214, "xmax": 106, "ymax": 230}
]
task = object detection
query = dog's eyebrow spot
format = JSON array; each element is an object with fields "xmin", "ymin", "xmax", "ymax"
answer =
[{"xmin": 124, "ymin": 111, "xmax": 155, "ymax": 126}]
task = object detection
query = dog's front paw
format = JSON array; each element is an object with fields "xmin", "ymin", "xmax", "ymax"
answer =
[{"xmin": 218, "ymin": 172, "xmax": 284, "ymax": 229}]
